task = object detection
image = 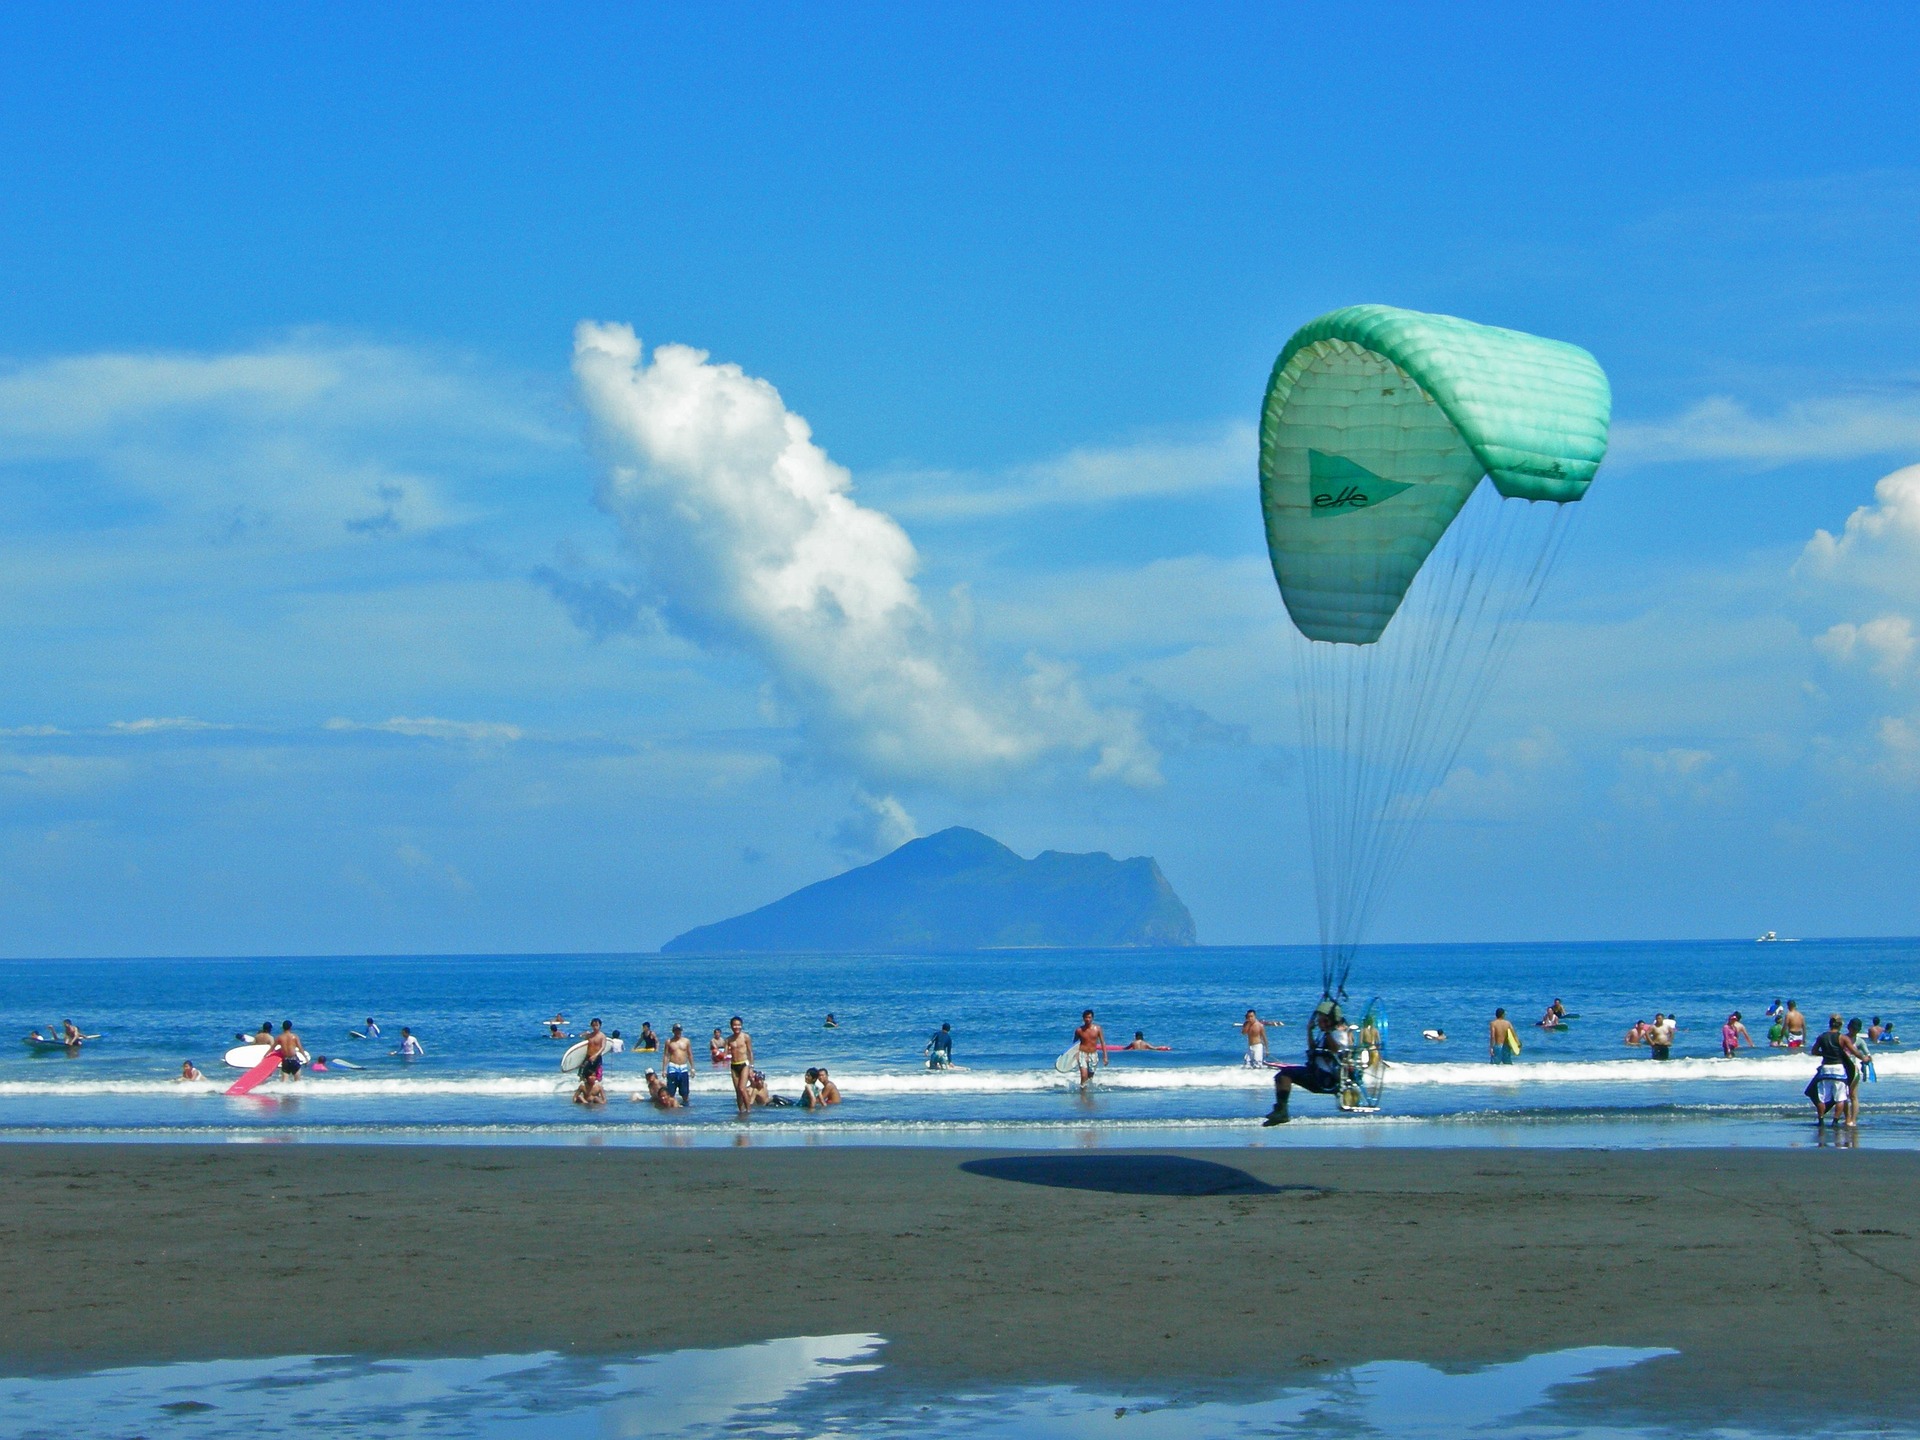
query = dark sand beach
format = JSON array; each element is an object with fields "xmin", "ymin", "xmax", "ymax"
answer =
[{"xmin": 4, "ymin": 1144, "xmax": 1916, "ymax": 1419}]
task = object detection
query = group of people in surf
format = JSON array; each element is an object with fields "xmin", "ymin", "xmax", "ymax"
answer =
[{"xmin": 564, "ymin": 1014, "xmax": 844, "ymax": 1117}]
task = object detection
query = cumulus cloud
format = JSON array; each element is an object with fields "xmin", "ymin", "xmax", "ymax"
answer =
[
  {"xmin": 1816, "ymin": 614, "xmax": 1916, "ymax": 681},
  {"xmin": 1613, "ymin": 392, "xmax": 1920, "ymax": 467},
  {"xmin": 570, "ymin": 322, "xmax": 1157, "ymax": 789},
  {"xmin": 1801, "ymin": 463, "xmax": 1920, "ymax": 584}
]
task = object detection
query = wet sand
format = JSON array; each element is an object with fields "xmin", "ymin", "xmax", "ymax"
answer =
[{"xmin": 3, "ymin": 1144, "xmax": 1916, "ymax": 1416}]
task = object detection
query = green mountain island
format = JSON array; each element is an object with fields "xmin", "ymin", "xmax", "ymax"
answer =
[{"xmin": 661, "ymin": 827, "xmax": 1197, "ymax": 953}]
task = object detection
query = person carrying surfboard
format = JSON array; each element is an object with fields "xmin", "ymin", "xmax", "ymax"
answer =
[
  {"xmin": 1488, "ymin": 1008, "xmax": 1519, "ymax": 1065},
  {"xmin": 577, "ymin": 1019, "xmax": 610, "ymax": 1086},
  {"xmin": 275, "ymin": 1020, "xmax": 305, "ymax": 1082},
  {"xmin": 1071, "ymin": 1010, "xmax": 1106, "ymax": 1089}
]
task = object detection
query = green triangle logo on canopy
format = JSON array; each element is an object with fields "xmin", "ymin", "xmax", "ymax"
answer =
[{"xmin": 1307, "ymin": 451, "xmax": 1415, "ymax": 519}]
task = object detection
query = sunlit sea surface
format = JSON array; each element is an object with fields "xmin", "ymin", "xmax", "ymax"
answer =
[{"xmin": 1, "ymin": 939, "xmax": 1914, "ymax": 1147}]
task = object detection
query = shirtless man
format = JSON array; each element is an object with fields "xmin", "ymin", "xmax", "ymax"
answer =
[
  {"xmin": 1784, "ymin": 1001, "xmax": 1807, "ymax": 1049},
  {"xmin": 662, "ymin": 1024, "xmax": 694, "ymax": 1106},
  {"xmin": 276, "ymin": 1020, "xmax": 304, "ymax": 1082},
  {"xmin": 1073, "ymin": 1010, "xmax": 1106, "ymax": 1088},
  {"xmin": 817, "ymin": 1067, "xmax": 841, "ymax": 1104},
  {"xmin": 62, "ymin": 1019, "xmax": 87, "ymax": 1048},
  {"xmin": 1648, "ymin": 1013, "xmax": 1676, "ymax": 1061},
  {"xmin": 1121, "ymin": 1031, "xmax": 1168, "ymax": 1051},
  {"xmin": 1488, "ymin": 1008, "xmax": 1518, "ymax": 1065},
  {"xmin": 1240, "ymin": 1009, "xmax": 1268, "ymax": 1067},
  {"xmin": 578, "ymin": 1018, "xmax": 609, "ymax": 1088},
  {"xmin": 726, "ymin": 1016, "xmax": 755, "ymax": 1113}
]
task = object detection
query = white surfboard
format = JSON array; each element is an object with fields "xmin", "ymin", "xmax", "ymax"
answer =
[
  {"xmin": 1054, "ymin": 1044, "xmax": 1090, "ymax": 1074},
  {"xmin": 224, "ymin": 1043, "xmax": 273, "ymax": 1069},
  {"xmin": 560, "ymin": 1040, "xmax": 593, "ymax": 1073}
]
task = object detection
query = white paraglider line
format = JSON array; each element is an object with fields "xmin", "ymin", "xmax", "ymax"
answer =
[{"xmin": 1294, "ymin": 484, "xmax": 1580, "ymax": 1001}]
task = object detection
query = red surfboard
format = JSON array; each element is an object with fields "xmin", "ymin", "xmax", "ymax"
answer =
[{"xmin": 225, "ymin": 1049, "xmax": 282, "ymax": 1096}]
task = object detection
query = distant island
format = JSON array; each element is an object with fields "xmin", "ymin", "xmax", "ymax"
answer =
[{"xmin": 662, "ymin": 827, "xmax": 1196, "ymax": 953}]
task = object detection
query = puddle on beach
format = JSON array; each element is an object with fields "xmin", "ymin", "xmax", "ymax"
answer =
[{"xmin": 6, "ymin": 1333, "xmax": 1887, "ymax": 1439}]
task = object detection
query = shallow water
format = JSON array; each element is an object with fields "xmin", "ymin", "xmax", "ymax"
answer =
[
  {"xmin": 0, "ymin": 1338, "xmax": 1717, "ymax": 1439},
  {"xmin": 6, "ymin": 1335, "xmax": 1912, "ymax": 1438},
  {"xmin": 2, "ymin": 940, "xmax": 1912, "ymax": 1146}
]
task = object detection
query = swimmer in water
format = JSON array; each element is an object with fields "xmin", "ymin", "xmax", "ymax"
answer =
[
  {"xmin": 1119, "ymin": 1031, "xmax": 1169, "ymax": 1051},
  {"xmin": 1421, "ymin": 1028, "xmax": 1446, "ymax": 1042},
  {"xmin": 175, "ymin": 1060, "xmax": 205, "ymax": 1081}
]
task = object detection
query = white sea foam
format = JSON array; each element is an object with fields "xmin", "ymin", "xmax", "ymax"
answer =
[{"xmin": 0, "ymin": 1048, "xmax": 1909, "ymax": 1099}]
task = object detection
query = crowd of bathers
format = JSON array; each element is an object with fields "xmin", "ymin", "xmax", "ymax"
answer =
[{"xmin": 561, "ymin": 1013, "xmax": 845, "ymax": 1116}]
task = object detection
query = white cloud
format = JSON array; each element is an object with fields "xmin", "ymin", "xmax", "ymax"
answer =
[
  {"xmin": 0, "ymin": 338, "xmax": 561, "ymax": 545},
  {"xmin": 1612, "ymin": 746, "xmax": 1740, "ymax": 811},
  {"xmin": 1612, "ymin": 393, "xmax": 1920, "ymax": 467},
  {"xmin": 1801, "ymin": 463, "xmax": 1920, "ymax": 584},
  {"xmin": 571, "ymin": 322, "xmax": 1157, "ymax": 789},
  {"xmin": 831, "ymin": 790, "xmax": 919, "ymax": 856},
  {"xmin": 326, "ymin": 716, "xmax": 523, "ymax": 744},
  {"xmin": 107, "ymin": 717, "xmax": 232, "ymax": 734},
  {"xmin": 879, "ymin": 422, "xmax": 1254, "ymax": 521},
  {"xmin": 1816, "ymin": 614, "xmax": 1916, "ymax": 681}
]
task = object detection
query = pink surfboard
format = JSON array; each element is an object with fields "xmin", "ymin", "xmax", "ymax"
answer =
[{"xmin": 225, "ymin": 1049, "xmax": 282, "ymax": 1096}]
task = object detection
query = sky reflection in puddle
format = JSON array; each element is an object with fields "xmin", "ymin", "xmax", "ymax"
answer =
[{"xmin": 0, "ymin": 1334, "xmax": 1879, "ymax": 1438}]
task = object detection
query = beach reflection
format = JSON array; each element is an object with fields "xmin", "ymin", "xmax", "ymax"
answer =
[
  {"xmin": 9, "ymin": 1335, "xmax": 1847, "ymax": 1439},
  {"xmin": 11, "ymin": 1333, "xmax": 1913, "ymax": 1437}
]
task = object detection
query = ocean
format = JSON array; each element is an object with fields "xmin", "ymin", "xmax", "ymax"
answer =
[{"xmin": 2, "ymin": 938, "xmax": 1914, "ymax": 1148}]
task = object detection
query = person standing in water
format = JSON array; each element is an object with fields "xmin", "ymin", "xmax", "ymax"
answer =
[
  {"xmin": 1240, "ymin": 1009, "xmax": 1268, "ymax": 1067},
  {"xmin": 363, "ymin": 1018, "xmax": 380, "ymax": 1039},
  {"xmin": 577, "ymin": 1018, "xmax": 609, "ymax": 1088},
  {"xmin": 1488, "ymin": 1009, "xmax": 1518, "ymax": 1065},
  {"xmin": 394, "ymin": 1027, "xmax": 425, "ymax": 1057},
  {"xmin": 1648, "ymin": 1013, "xmax": 1676, "ymax": 1061},
  {"xmin": 1721, "ymin": 1012, "xmax": 1753, "ymax": 1058},
  {"xmin": 1847, "ymin": 1018, "xmax": 1874, "ymax": 1125},
  {"xmin": 1783, "ymin": 1001, "xmax": 1807, "ymax": 1049},
  {"xmin": 726, "ymin": 1016, "xmax": 755, "ymax": 1114},
  {"xmin": 1806, "ymin": 1014, "xmax": 1860, "ymax": 1126},
  {"xmin": 1072, "ymin": 1010, "xmax": 1106, "ymax": 1088},
  {"xmin": 275, "ymin": 1020, "xmax": 304, "ymax": 1081},
  {"xmin": 926, "ymin": 1023, "xmax": 954, "ymax": 1070},
  {"xmin": 662, "ymin": 1024, "xmax": 693, "ymax": 1105}
]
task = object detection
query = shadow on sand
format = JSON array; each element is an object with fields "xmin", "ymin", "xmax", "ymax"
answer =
[{"xmin": 958, "ymin": 1154, "xmax": 1323, "ymax": 1197}]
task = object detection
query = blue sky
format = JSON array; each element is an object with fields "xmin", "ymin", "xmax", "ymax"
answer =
[{"xmin": 5, "ymin": 4, "xmax": 1920, "ymax": 954}]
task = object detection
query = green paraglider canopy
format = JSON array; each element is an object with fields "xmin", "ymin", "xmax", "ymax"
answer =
[{"xmin": 1260, "ymin": 304, "xmax": 1611, "ymax": 644}]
